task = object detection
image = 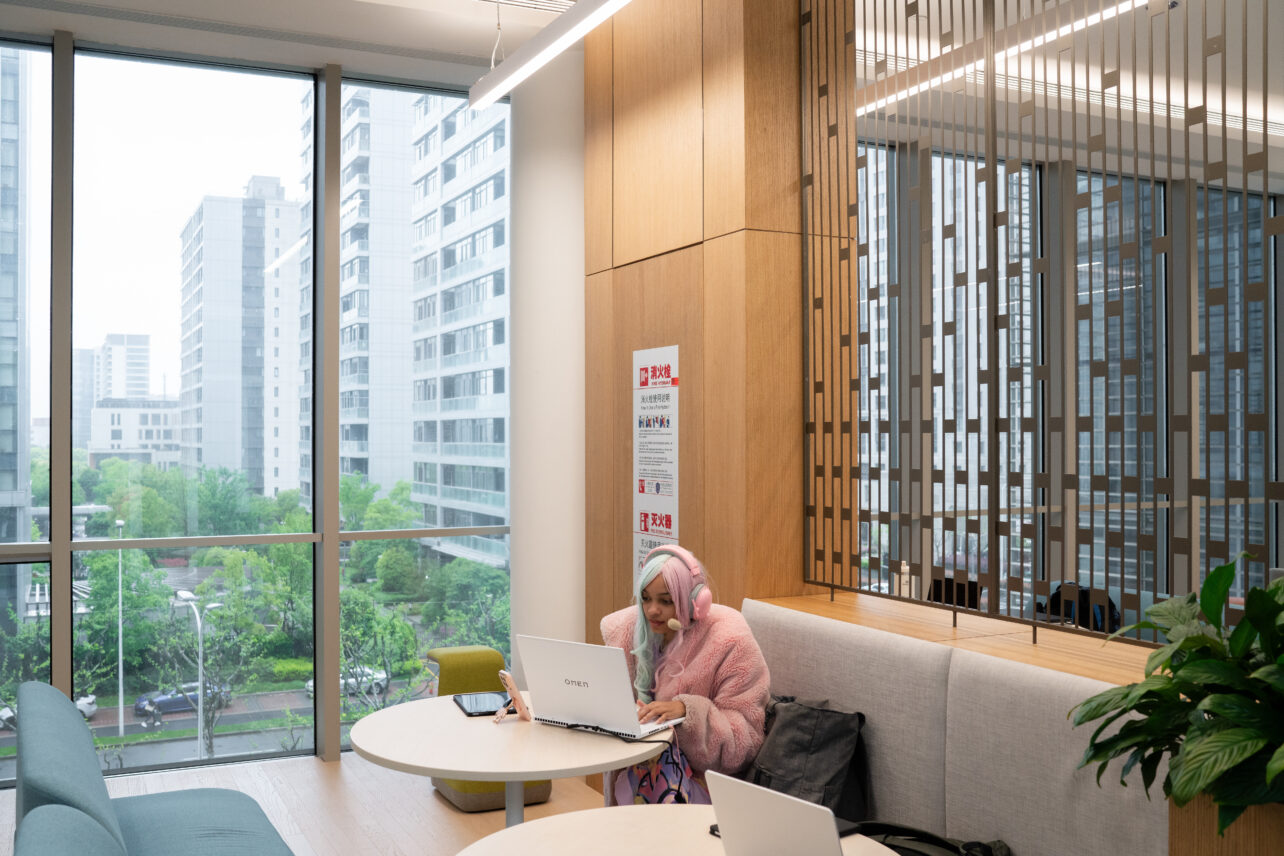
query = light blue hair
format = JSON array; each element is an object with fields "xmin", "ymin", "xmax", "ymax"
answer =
[{"xmin": 630, "ymin": 552, "xmax": 695, "ymax": 702}]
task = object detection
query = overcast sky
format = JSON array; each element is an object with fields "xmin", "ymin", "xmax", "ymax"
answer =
[{"xmin": 25, "ymin": 51, "xmax": 311, "ymax": 418}]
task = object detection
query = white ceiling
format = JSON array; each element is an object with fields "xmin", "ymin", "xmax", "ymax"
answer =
[{"xmin": 0, "ymin": 0, "xmax": 564, "ymax": 79}]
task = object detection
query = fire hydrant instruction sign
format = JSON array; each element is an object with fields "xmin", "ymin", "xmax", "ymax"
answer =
[{"xmin": 633, "ymin": 345, "xmax": 679, "ymax": 573}]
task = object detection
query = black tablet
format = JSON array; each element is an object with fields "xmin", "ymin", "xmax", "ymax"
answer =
[{"xmin": 453, "ymin": 691, "xmax": 510, "ymax": 717}]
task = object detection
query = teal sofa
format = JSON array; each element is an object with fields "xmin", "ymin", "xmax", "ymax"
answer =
[{"xmin": 13, "ymin": 681, "xmax": 293, "ymax": 856}]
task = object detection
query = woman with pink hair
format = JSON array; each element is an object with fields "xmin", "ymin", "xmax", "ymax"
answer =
[{"xmin": 601, "ymin": 544, "xmax": 770, "ymax": 805}]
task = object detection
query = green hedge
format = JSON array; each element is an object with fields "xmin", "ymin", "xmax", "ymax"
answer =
[{"xmin": 271, "ymin": 658, "xmax": 315, "ymax": 683}]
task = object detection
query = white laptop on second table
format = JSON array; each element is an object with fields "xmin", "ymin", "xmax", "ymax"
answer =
[
  {"xmin": 516, "ymin": 634, "xmax": 683, "ymax": 739},
  {"xmin": 707, "ymin": 770, "xmax": 848, "ymax": 856}
]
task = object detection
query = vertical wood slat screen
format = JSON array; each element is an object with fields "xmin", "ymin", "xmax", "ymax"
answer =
[{"xmin": 803, "ymin": 0, "xmax": 1282, "ymax": 635}]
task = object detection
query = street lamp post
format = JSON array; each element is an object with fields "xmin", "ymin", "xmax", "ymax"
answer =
[
  {"xmin": 116, "ymin": 519, "xmax": 124, "ymax": 738},
  {"xmin": 176, "ymin": 591, "xmax": 222, "ymax": 760}
]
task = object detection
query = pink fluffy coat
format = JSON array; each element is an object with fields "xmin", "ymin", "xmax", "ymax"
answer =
[{"xmin": 601, "ymin": 603, "xmax": 770, "ymax": 777}]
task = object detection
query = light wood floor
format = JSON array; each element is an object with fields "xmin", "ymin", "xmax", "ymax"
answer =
[
  {"xmin": 760, "ymin": 591, "xmax": 1153, "ymax": 685},
  {"xmin": 0, "ymin": 753, "xmax": 604, "ymax": 856}
]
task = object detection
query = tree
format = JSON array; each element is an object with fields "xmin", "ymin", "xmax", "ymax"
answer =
[
  {"xmin": 150, "ymin": 600, "xmax": 250, "ymax": 759},
  {"xmin": 74, "ymin": 550, "xmax": 172, "ymax": 694},
  {"xmin": 420, "ymin": 558, "xmax": 511, "ymax": 658},
  {"xmin": 266, "ymin": 507, "xmax": 317, "ymax": 656},
  {"xmin": 196, "ymin": 468, "xmax": 256, "ymax": 535},
  {"xmin": 339, "ymin": 588, "xmax": 422, "ymax": 712},
  {"xmin": 347, "ymin": 481, "xmax": 418, "ymax": 583},
  {"xmin": 338, "ymin": 474, "xmax": 378, "ymax": 532},
  {"xmin": 116, "ymin": 485, "xmax": 183, "ymax": 539},
  {"xmin": 376, "ymin": 544, "xmax": 420, "ymax": 596}
]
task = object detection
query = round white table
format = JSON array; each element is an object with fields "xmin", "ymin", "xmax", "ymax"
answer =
[
  {"xmin": 456, "ymin": 804, "xmax": 897, "ymax": 855},
  {"xmin": 348, "ymin": 693, "xmax": 670, "ymax": 826}
]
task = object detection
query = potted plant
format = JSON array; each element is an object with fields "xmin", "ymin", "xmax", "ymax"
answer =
[{"xmin": 1071, "ymin": 553, "xmax": 1284, "ymax": 840}]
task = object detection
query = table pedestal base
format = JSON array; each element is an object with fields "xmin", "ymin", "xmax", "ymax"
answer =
[{"xmin": 505, "ymin": 780, "xmax": 523, "ymax": 826}]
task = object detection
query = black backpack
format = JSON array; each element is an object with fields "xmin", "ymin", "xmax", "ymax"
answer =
[
  {"xmin": 748, "ymin": 695, "xmax": 870, "ymax": 822},
  {"xmin": 850, "ymin": 822, "xmax": 1013, "ymax": 856}
]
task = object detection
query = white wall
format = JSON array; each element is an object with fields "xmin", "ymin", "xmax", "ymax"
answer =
[{"xmin": 508, "ymin": 47, "xmax": 586, "ymax": 677}]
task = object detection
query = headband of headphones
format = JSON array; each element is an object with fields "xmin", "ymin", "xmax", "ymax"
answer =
[{"xmin": 643, "ymin": 544, "xmax": 712, "ymax": 624}]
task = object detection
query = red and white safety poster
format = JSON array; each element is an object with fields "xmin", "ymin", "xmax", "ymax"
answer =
[{"xmin": 632, "ymin": 345, "xmax": 679, "ymax": 575}]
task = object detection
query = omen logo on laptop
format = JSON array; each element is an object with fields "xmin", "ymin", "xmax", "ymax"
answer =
[{"xmin": 517, "ymin": 634, "xmax": 682, "ymax": 740}]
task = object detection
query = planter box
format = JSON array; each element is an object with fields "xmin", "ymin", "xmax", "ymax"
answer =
[{"xmin": 1169, "ymin": 795, "xmax": 1284, "ymax": 856}]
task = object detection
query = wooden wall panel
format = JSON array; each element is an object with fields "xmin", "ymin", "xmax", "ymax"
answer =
[
  {"xmin": 604, "ymin": 246, "xmax": 706, "ymax": 620},
  {"xmin": 702, "ymin": 232, "xmax": 749, "ymax": 602},
  {"xmin": 612, "ymin": 0, "xmax": 704, "ymax": 266},
  {"xmin": 745, "ymin": 229, "xmax": 805, "ymax": 597},
  {"xmin": 584, "ymin": 23, "xmax": 613, "ymax": 276},
  {"xmin": 1169, "ymin": 794, "xmax": 1284, "ymax": 856},
  {"xmin": 584, "ymin": 0, "xmax": 806, "ymax": 630},
  {"xmin": 744, "ymin": 0, "xmax": 801, "ymax": 235},
  {"xmin": 585, "ymin": 270, "xmax": 616, "ymax": 643},
  {"xmin": 702, "ymin": 0, "xmax": 746, "ymax": 241}
]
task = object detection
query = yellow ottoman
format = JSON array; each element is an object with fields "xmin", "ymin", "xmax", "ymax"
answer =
[{"xmin": 426, "ymin": 645, "xmax": 552, "ymax": 812}]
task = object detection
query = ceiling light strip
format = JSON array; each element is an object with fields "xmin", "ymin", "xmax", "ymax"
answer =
[
  {"xmin": 854, "ymin": 0, "xmax": 1150, "ymax": 118},
  {"xmin": 469, "ymin": 0, "xmax": 632, "ymax": 110}
]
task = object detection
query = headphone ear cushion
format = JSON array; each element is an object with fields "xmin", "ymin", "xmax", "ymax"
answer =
[{"xmin": 691, "ymin": 583, "xmax": 713, "ymax": 622}]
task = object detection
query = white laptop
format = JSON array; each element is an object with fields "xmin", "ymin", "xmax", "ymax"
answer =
[
  {"xmin": 516, "ymin": 634, "xmax": 683, "ymax": 739},
  {"xmin": 707, "ymin": 770, "xmax": 848, "ymax": 856}
]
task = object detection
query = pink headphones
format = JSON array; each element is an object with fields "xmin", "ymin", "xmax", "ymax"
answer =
[{"xmin": 644, "ymin": 544, "xmax": 713, "ymax": 624}]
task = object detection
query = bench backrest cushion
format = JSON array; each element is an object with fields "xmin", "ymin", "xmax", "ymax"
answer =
[
  {"xmin": 742, "ymin": 599, "xmax": 954, "ymax": 832},
  {"xmin": 15, "ymin": 681, "xmax": 126, "ymax": 851},
  {"xmin": 15, "ymin": 805, "xmax": 126, "ymax": 856},
  {"xmin": 943, "ymin": 649, "xmax": 1167, "ymax": 856}
]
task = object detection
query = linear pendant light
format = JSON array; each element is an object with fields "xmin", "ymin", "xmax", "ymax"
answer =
[
  {"xmin": 469, "ymin": 0, "xmax": 633, "ymax": 110},
  {"xmin": 854, "ymin": 0, "xmax": 1148, "ymax": 118}
]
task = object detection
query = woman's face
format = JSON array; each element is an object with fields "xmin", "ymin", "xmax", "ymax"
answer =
[{"xmin": 641, "ymin": 573, "xmax": 678, "ymax": 638}]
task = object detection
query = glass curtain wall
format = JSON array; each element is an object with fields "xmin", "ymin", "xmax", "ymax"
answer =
[
  {"xmin": 0, "ymin": 42, "xmax": 513, "ymax": 780},
  {"xmin": 0, "ymin": 41, "xmax": 50, "ymax": 773},
  {"xmin": 328, "ymin": 81, "xmax": 510, "ymax": 740}
]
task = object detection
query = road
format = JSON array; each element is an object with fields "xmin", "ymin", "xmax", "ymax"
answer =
[{"xmin": 0, "ymin": 682, "xmax": 433, "ymax": 776}]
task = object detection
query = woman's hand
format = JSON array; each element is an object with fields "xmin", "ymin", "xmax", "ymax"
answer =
[{"xmin": 637, "ymin": 699, "xmax": 686, "ymax": 724}]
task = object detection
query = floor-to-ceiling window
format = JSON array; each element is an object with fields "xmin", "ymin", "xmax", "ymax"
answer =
[
  {"xmin": 0, "ymin": 41, "xmax": 50, "ymax": 779},
  {"xmin": 0, "ymin": 38, "xmax": 513, "ymax": 781}
]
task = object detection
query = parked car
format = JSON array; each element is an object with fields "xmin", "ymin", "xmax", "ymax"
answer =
[
  {"xmin": 133, "ymin": 682, "xmax": 230, "ymax": 717},
  {"xmin": 305, "ymin": 666, "xmax": 388, "ymax": 698},
  {"xmin": 1, "ymin": 693, "xmax": 97, "ymax": 729}
]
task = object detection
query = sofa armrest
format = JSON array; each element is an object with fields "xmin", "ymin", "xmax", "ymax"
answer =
[{"xmin": 16, "ymin": 805, "xmax": 126, "ymax": 856}]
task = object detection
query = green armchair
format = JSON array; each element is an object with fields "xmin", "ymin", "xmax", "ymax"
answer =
[{"xmin": 426, "ymin": 645, "xmax": 552, "ymax": 812}]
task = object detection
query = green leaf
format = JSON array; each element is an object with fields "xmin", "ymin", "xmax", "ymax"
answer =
[
  {"xmin": 1250, "ymin": 664, "xmax": 1284, "ymax": 694},
  {"xmin": 1217, "ymin": 803, "xmax": 1248, "ymax": 836},
  {"xmin": 1169, "ymin": 729, "xmax": 1268, "ymax": 804},
  {"xmin": 1141, "ymin": 750, "xmax": 1163, "ymax": 794},
  {"xmin": 1206, "ymin": 752, "xmax": 1284, "ymax": 805},
  {"xmin": 1227, "ymin": 618, "xmax": 1258, "ymax": 660},
  {"xmin": 1195, "ymin": 694, "xmax": 1275, "ymax": 731},
  {"xmin": 1244, "ymin": 586, "xmax": 1284, "ymax": 656},
  {"xmin": 1071, "ymin": 684, "xmax": 1134, "ymax": 725},
  {"xmin": 1145, "ymin": 641, "xmax": 1181, "ymax": 676},
  {"xmin": 1200, "ymin": 560, "xmax": 1238, "ymax": 633},
  {"xmin": 1145, "ymin": 593, "xmax": 1201, "ymax": 632},
  {"xmin": 1267, "ymin": 744, "xmax": 1284, "ymax": 786},
  {"xmin": 1176, "ymin": 660, "xmax": 1249, "ymax": 690}
]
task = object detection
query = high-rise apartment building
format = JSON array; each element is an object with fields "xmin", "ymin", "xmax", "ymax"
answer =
[
  {"xmin": 296, "ymin": 87, "xmax": 510, "ymax": 565},
  {"xmin": 264, "ymin": 236, "xmax": 306, "ymax": 499},
  {"xmin": 0, "ymin": 48, "xmax": 31, "ymax": 546},
  {"xmin": 93, "ymin": 333, "xmax": 150, "ymax": 401},
  {"xmin": 336, "ymin": 87, "xmax": 412, "ymax": 493},
  {"xmin": 71, "ymin": 348, "xmax": 94, "ymax": 450},
  {"xmin": 410, "ymin": 95, "xmax": 510, "ymax": 565},
  {"xmin": 178, "ymin": 176, "xmax": 300, "ymax": 493}
]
